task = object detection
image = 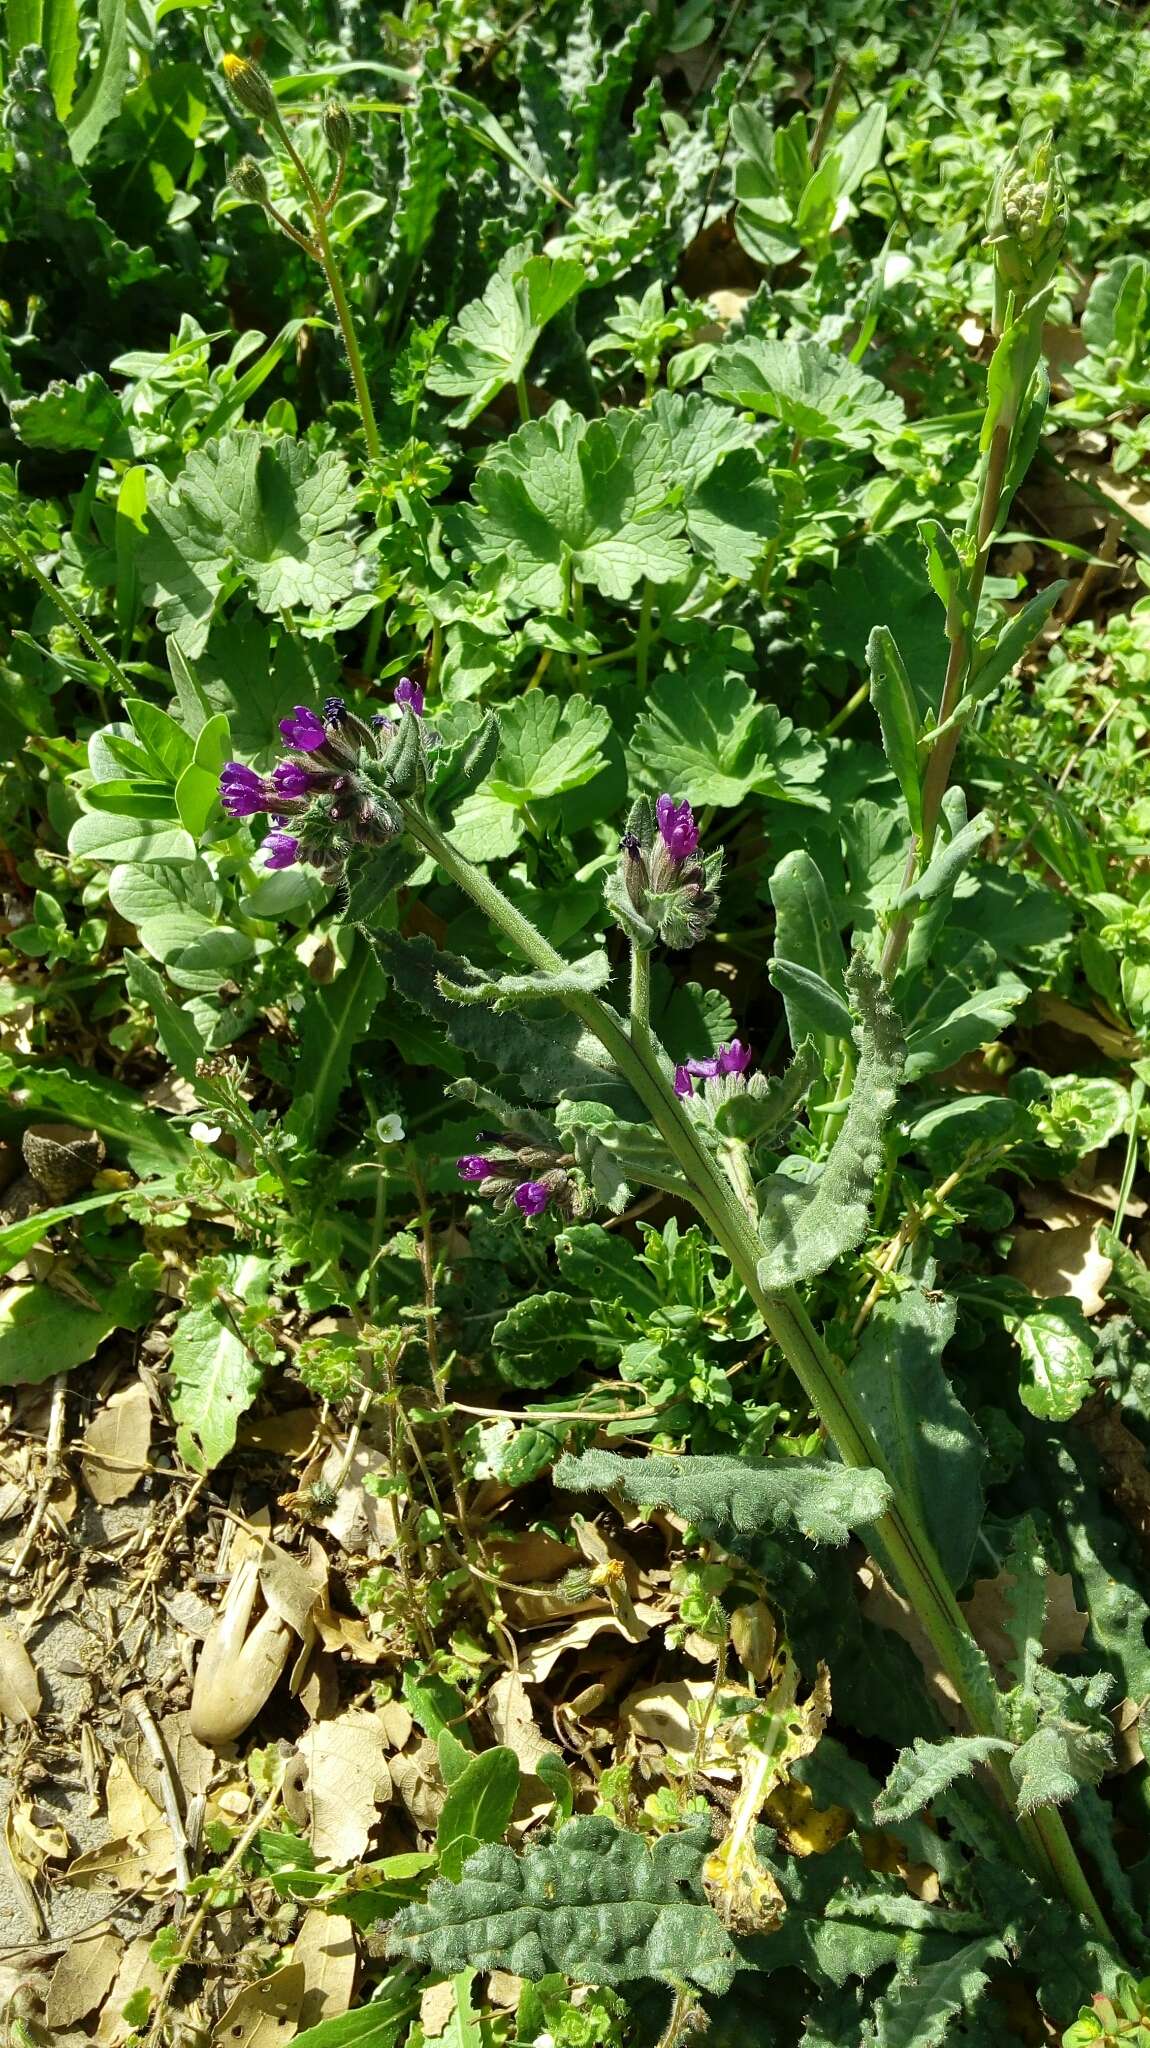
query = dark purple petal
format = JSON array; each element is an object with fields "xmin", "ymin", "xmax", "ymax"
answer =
[
  {"xmin": 219, "ymin": 762, "xmax": 266, "ymax": 818},
  {"xmin": 323, "ymin": 696, "xmax": 347, "ymax": 726},
  {"xmin": 457, "ymin": 1155, "xmax": 493, "ymax": 1182},
  {"xmin": 685, "ymin": 1054, "xmax": 721, "ymax": 1080},
  {"xmin": 655, "ymin": 793, "xmax": 699, "ymax": 862},
  {"xmin": 271, "ymin": 758, "xmax": 314, "ymax": 799},
  {"xmin": 261, "ymin": 830, "xmax": 300, "ymax": 871},
  {"xmin": 513, "ymin": 1180, "xmax": 550, "ymax": 1217},
  {"xmin": 370, "ymin": 713, "xmax": 394, "ymax": 734},
  {"xmin": 715, "ymin": 1039, "xmax": 752, "ymax": 1076},
  {"xmin": 674, "ymin": 1065, "xmax": 694, "ymax": 1098},
  {"xmin": 278, "ymin": 706, "xmax": 327, "ymax": 752},
  {"xmin": 394, "ymin": 676, "xmax": 425, "ymax": 717}
]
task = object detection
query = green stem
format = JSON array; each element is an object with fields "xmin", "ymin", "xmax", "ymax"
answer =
[
  {"xmin": 276, "ymin": 116, "xmax": 381, "ymax": 464},
  {"xmin": 6, "ymin": 532, "xmax": 135, "ymax": 697},
  {"xmin": 401, "ymin": 802, "xmax": 1114, "ymax": 1943},
  {"xmin": 514, "ymin": 370, "xmax": 531, "ymax": 424}
]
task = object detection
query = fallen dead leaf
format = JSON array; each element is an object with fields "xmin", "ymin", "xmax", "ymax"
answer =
[
  {"xmin": 764, "ymin": 1779, "xmax": 852, "ymax": 1857},
  {"xmin": 1007, "ymin": 1208, "xmax": 1112, "ymax": 1317},
  {"xmin": 0, "ymin": 1622, "xmax": 40, "ymax": 1722},
  {"xmin": 82, "ymin": 1380, "xmax": 152, "ymax": 1504},
  {"xmin": 516, "ymin": 1604, "xmax": 662, "ymax": 1684},
  {"xmin": 64, "ymin": 1756, "xmax": 175, "ymax": 1894},
  {"xmin": 211, "ymin": 1963, "xmax": 305, "ymax": 2048},
  {"xmin": 487, "ymin": 1670, "xmax": 564, "ymax": 1778},
  {"xmin": 293, "ymin": 1909, "xmax": 357, "ymax": 2031},
  {"xmin": 298, "ymin": 1708, "xmax": 393, "ymax": 1865},
  {"xmin": 960, "ymin": 1566, "xmax": 1088, "ymax": 1681},
  {"xmin": 94, "ymin": 1937, "xmax": 166, "ymax": 2047},
  {"xmin": 4, "ymin": 1793, "xmax": 69, "ymax": 1881},
  {"xmin": 46, "ymin": 1931, "xmax": 123, "ymax": 2028},
  {"xmin": 390, "ymin": 1737, "xmax": 446, "ymax": 1831},
  {"xmin": 858, "ymin": 1561, "xmax": 963, "ymax": 1730},
  {"xmin": 313, "ymin": 1442, "xmax": 398, "ymax": 1554}
]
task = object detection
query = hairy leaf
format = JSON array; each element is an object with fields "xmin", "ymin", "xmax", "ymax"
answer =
[
  {"xmin": 706, "ymin": 336, "xmax": 905, "ymax": 449},
  {"xmin": 427, "ymin": 241, "xmax": 584, "ymax": 426},
  {"xmin": 757, "ymin": 954, "xmax": 904, "ymax": 1289},
  {"xmin": 389, "ymin": 1817, "xmax": 740, "ymax": 1993},
  {"xmin": 556, "ymin": 1448, "xmax": 891, "ymax": 1545},
  {"xmin": 872, "ymin": 1934, "xmax": 1004, "ymax": 2048},
  {"xmin": 873, "ymin": 1737, "xmax": 1012, "ymax": 1827}
]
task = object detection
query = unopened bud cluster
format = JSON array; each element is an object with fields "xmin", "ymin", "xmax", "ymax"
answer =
[
  {"xmin": 985, "ymin": 134, "xmax": 1067, "ymax": 304},
  {"xmin": 456, "ymin": 1135, "xmax": 590, "ymax": 1223},
  {"xmin": 607, "ymin": 793, "xmax": 722, "ymax": 951}
]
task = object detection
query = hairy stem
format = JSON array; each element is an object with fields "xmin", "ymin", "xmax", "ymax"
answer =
[
  {"xmin": 5, "ymin": 531, "xmax": 134, "ymax": 696},
  {"xmin": 402, "ymin": 803, "xmax": 1113, "ymax": 1941},
  {"xmin": 276, "ymin": 115, "xmax": 381, "ymax": 463}
]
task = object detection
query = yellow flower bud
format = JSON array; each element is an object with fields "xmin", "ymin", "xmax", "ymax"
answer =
[{"xmin": 221, "ymin": 52, "xmax": 279, "ymax": 122}]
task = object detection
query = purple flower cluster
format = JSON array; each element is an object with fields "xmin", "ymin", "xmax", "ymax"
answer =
[
  {"xmin": 674, "ymin": 1040, "xmax": 753, "ymax": 1099},
  {"xmin": 217, "ymin": 679, "xmax": 426, "ymax": 873},
  {"xmin": 456, "ymin": 1136, "xmax": 587, "ymax": 1222},
  {"xmin": 654, "ymin": 794, "xmax": 699, "ymax": 862},
  {"xmin": 614, "ymin": 792, "xmax": 720, "ymax": 952}
]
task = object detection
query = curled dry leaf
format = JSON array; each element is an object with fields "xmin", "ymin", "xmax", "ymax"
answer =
[
  {"xmin": 94, "ymin": 1938, "xmax": 166, "ymax": 2048},
  {"xmin": 961, "ymin": 1566, "xmax": 1088, "ymax": 1684},
  {"xmin": 0, "ymin": 1622, "xmax": 40, "ymax": 1722},
  {"xmin": 82, "ymin": 1379, "xmax": 152, "ymax": 1504},
  {"xmin": 297, "ymin": 1707, "xmax": 393, "ymax": 1866},
  {"xmin": 4, "ymin": 1792, "xmax": 69, "ymax": 1881},
  {"xmin": 1008, "ymin": 1192, "xmax": 1112, "ymax": 1317},
  {"xmin": 190, "ymin": 1554, "xmax": 294, "ymax": 1749}
]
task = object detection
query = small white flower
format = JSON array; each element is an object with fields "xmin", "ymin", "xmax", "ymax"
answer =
[
  {"xmin": 189, "ymin": 1120, "xmax": 222, "ymax": 1146},
  {"xmin": 375, "ymin": 1113, "xmax": 405, "ymax": 1145}
]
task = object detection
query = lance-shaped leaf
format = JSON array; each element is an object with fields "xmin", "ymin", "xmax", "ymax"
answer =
[
  {"xmin": 555, "ymin": 1449, "xmax": 891, "ymax": 1546},
  {"xmin": 768, "ymin": 850, "xmax": 846, "ymax": 1065},
  {"xmin": 437, "ymin": 951, "xmax": 611, "ymax": 1012},
  {"xmin": 757, "ymin": 954, "xmax": 904, "ymax": 1290},
  {"xmin": 873, "ymin": 1737, "xmax": 1013, "ymax": 1828},
  {"xmin": 867, "ymin": 625, "xmax": 923, "ymax": 839},
  {"xmin": 895, "ymin": 790, "xmax": 993, "ymax": 911},
  {"xmin": 388, "ymin": 1816, "xmax": 740, "ymax": 1994}
]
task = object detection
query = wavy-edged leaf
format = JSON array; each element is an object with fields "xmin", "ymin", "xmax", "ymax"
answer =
[
  {"xmin": 872, "ymin": 1934, "xmax": 1004, "ymax": 2048},
  {"xmin": 437, "ymin": 952, "xmax": 610, "ymax": 1012},
  {"xmin": 757, "ymin": 953, "xmax": 904, "ymax": 1289},
  {"xmin": 556, "ymin": 1448, "xmax": 891, "ymax": 1545},
  {"xmin": 388, "ymin": 1816, "xmax": 740, "ymax": 1994},
  {"xmin": 873, "ymin": 1737, "xmax": 1012, "ymax": 1828}
]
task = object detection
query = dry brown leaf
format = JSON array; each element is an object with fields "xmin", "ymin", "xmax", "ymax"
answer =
[
  {"xmin": 46, "ymin": 1931, "xmax": 123, "ymax": 2028},
  {"xmin": 64, "ymin": 1757, "xmax": 175, "ymax": 1894},
  {"xmin": 4, "ymin": 1793, "xmax": 69, "ymax": 1880},
  {"xmin": 238, "ymin": 1407, "xmax": 320, "ymax": 1454},
  {"xmin": 82, "ymin": 1380, "xmax": 152, "ymax": 1504},
  {"xmin": 313, "ymin": 1443, "xmax": 398, "ymax": 1553},
  {"xmin": 390, "ymin": 1737, "xmax": 445, "ymax": 1831},
  {"xmin": 420, "ymin": 1982, "xmax": 456, "ymax": 2037},
  {"xmin": 298, "ymin": 1708, "xmax": 393, "ymax": 1866},
  {"xmin": 190, "ymin": 1554, "xmax": 294, "ymax": 1749},
  {"xmin": 124, "ymin": 1709, "xmax": 213, "ymax": 1815},
  {"xmin": 0, "ymin": 1622, "xmax": 40, "ymax": 1722},
  {"xmin": 259, "ymin": 1540, "xmax": 326, "ymax": 1638},
  {"xmin": 516, "ymin": 1604, "xmax": 662, "ymax": 1684},
  {"xmin": 1007, "ymin": 1212, "xmax": 1112, "ymax": 1317},
  {"xmin": 487, "ymin": 1671, "xmax": 563, "ymax": 1779},
  {"xmin": 858, "ymin": 1562, "xmax": 964, "ymax": 1730},
  {"xmin": 293, "ymin": 1909, "xmax": 357, "ymax": 2031},
  {"xmin": 211, "ymin": 1963, "xmax": 305, "ymax": 2048},
  {"xmin": 764, "ymin": 1779, "xmax": 852, "ymax": 1857},
  {"xmin": 961, "ymin": 1566, "xmax": 1088, "ymax": 1684},
  {"xmin": 94, "ymin": 1937, "xmax": 166, "ymax": 2047}
]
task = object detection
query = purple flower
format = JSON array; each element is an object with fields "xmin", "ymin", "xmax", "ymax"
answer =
[
  {"xmin": 457, "ymin": 1155, "xmax": 493, "ymax": 1181},
  {"xmin": 678, "ymin": 1040, "xmax": 753, "ymax": 1094},
  {"xmin": 370, "ymin": 713, "xmax": 394, "ymax": 734},
  {"xmin": 715, "ymin": 1039, "xmax": 752, "ymax": 1076},
  {"xmin": 261, "ymin": 830, "xmax": 300, "ymax": 871},
  {"xmin": 219, "ymin": 761, "xmax": 266, "ymax": 818},
  {"xmin": 270, "ymin": 759, "xmax": 313, "ymax": 800},
  {"xmin": 323, "ymin": 696, "xmax": 347, "ymax": 726},
  {"xmin": 513, "ymin": 1180, "xmax": 550, "ymax": 1217},
  {"xmin": 656, "ymin": 794, "xmax": 699, "ymax": 863},
  {"xmin": 394, "ymin": 676, "xmax": 425, "ymax": 717},
  {"xmin": 279, "ymin": 706, "xmax": 327, "ymax": 752}
]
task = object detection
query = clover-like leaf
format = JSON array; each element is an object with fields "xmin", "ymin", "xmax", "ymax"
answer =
[
  {"xmin": 706, "ymin": 335, "xmax": 905, "ymax": 450},
  {"xmin": 139, "ymin": 432, "xmax": 358, "ymax": 655},
  {"xmin": 629, "ymin": 666, "xmax": 825, "ymax": 808},
  {"xmin": 426, "ymin": 240, "xmax": 585, "ymax": 426},
  {"xmin": 465, "ymin": 403, "xmax": 690, "ymax": 609},
  {"xmin": 489, "ymin": 691, "xmax": 610, "ymax": 805},
  {"xmin": 647, "ymin": 390, "xmax": 777, "ymax": 580}
]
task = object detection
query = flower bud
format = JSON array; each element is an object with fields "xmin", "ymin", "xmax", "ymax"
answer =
[
  {"xmin": 985, "ymin": 134, "xmax": 1067, "ymax": 306},
  {"xmin": 322, "ymin": 97, "xmax": 353, "ymax": 155},
  {"xmin": 222, "ymin": 53, "xmax": 279, "ymax": 123},
  {"xmin": 229, "ymin": 155, "xmax": 270, "ymax": 205}
]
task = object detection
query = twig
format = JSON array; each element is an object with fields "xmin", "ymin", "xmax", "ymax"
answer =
[
  {"xmin": 124, "ymin": 1693, "xmax": 191, "ymax": 1896},
  {"xmin": 7, "ymin": 1377, "xmax": 68, "ymax": 1578},
  {"xmin": 143, "ymin": 1778, "xmax": 283, "ymax": 2047}
]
